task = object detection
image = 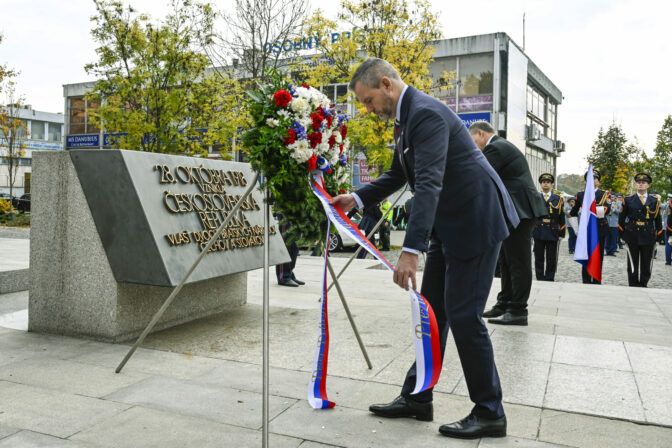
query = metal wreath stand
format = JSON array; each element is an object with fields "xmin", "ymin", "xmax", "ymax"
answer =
[{"xmin": 115, "ymin": 172, "xmax": 408, "ymax": 447}]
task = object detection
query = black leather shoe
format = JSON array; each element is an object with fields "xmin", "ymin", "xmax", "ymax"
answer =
[
  {"xmin": 439, "ymin": 414, "xmax": 506, "ymax": 439},
  {"xmin": 482, "ymin": 307, "xmax": 505, "ymax": 318},
  {"xmin": 278, "ymin": 279, "xmax": 300, "ymax": 287},
  {"xmin": 488, "ymin": 312, "xmax": 528, "ymax": 326},
  {"xmin": 291, "ymin": 276, "xmax": 305, "ymax": 285},
  {"xmin": 369, "ymin": 396, "xmax": 433, "ymax": 421}
]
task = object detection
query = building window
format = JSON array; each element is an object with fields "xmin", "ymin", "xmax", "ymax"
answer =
[
  {"xmin": 48, "ymin": 123, "xmax": 62, "ymax": 142},
  {"xmin": 31, "ymin": 120, "xmax": 45, "ymax": 140},
  {"xmin": 458, "ymin": 53, "xmax": 494, "ymax": 113},
  {"xmin": 319, "ymin": 83, "xmax": 348, "ymax": 107},
  {"xmin": 430, "ymin": 56, "xmax": 458, "ymax": 105},
  {"xmin": 68, "ymin": 97, "xmax": 99, "ymax": 135}
]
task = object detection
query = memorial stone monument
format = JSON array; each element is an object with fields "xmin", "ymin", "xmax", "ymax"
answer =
[{"xmin": 29, "ymin": 149, "xmax": 289, "ymax": 341}]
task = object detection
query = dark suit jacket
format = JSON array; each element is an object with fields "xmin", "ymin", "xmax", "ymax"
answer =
[
  {"xmin": 482, "ymin": 136, "xmax": 546, "ymax": 221},
  {"xmin": 355, "ymin": 86, "xmax": 519, "ymax": 260}
]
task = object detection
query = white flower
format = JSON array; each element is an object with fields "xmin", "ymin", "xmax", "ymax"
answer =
[
  {"xmin": 290, "ymin": 97, "xmax": 309, "ymax": 114},
  {"xmin": 328, "ymin": 148, "xmax": 339, "ymax": 165},
  {"xmin": 265, "ymin": 118, "xmax": 279, "ymax": 128},
  {"xmin": 277, "ymin": 109, "xmax": 291, "ymax": 119},
  {"xmin": 300, "ymin": 116, "xmax": 313, "ymax": 131},
  {"xmin": 317, "ymin": 142, "xmax": 330, "ymax": 155},
  {"xmin": 334, "ymin": 131, "xmax": 343, "ymax": 144},
  {"xmin": 288, "ymin": 140, "xmax": 312, "ymax": 163}
]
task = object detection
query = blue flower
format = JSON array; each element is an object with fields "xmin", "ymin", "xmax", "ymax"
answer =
[{"xmin": 291, "ymin": 122, "xmax": 307, "ymax": 140}]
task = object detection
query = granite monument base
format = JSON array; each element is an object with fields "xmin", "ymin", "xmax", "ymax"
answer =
[{"xmin": 29, "ymin": 151, "xmax": 247, "ymax": 342}]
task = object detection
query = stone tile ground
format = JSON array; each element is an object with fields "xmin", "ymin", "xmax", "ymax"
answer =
[{"xmin": 1, "ymin": 229, "xmax": 671, "ymax": 447}]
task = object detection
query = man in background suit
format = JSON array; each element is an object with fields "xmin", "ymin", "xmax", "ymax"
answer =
[
  {"xmin": 330, "ymin": 58, "xmax": 519, "ymax": 440},
  {"xmin": 469, "ymin": 121, "xmax": 547, "ymax": 326}
]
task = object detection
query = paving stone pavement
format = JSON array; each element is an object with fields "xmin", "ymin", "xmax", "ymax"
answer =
[
  {"xmin": 1, "ymin": 230, "xmax": 672, "ymax": 447},
  {"xmin": 318, "ymin": 231, "xmax": 671, "ymax": 289}
]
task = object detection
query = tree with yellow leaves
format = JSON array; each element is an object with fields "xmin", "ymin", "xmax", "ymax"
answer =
[
  {"xmin": 0, "ymin": 81, "xmax": 28, "ymax": 203},
  {"xmin": 294, "ymin": 0, "xmax": 444, "ymax": 172}
]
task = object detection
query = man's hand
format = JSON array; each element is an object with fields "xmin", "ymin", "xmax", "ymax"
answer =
[
  {"xmin": 394, "ymin": 251, "xmax": 418, "ymax": 291},
  {"xmin": 330, "ymin": 194, "xmax": 356, "ymax": 213}
]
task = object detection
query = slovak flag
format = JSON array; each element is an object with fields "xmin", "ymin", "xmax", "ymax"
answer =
[{"xmin": 573, "ymin": 164, "xmax": 601, "ymax": 282}]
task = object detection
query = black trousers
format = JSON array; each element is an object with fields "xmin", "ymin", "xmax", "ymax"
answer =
[
  {"xmin": 625, "ymin": 243, "xmax": 655, "ymax": 287},
  {"xmin": 401, "ymin": 233, "xmax": 504, "ymax": 420},
  {"xmin": 533, "ymin": 238, "xmax": 559, "ymax": 281},
  {"xmin": 275, "ymin": 222, "xmax": 298, "ymax": 282},
  {"xmin": 379, "ymin": 221, "xmax": 391, "ymax": 250},
  {"xmin": 581, "ymin": 227, "xmax": 607, "ymax": 284},
  {"xmin": 494, "ymin": 218, "xmax": 535, "ymax": 315}
]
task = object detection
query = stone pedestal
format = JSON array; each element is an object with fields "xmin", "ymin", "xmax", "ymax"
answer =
[{"xmin": 29, "ymin": 151, "xmax": 285, "ymax": 342}]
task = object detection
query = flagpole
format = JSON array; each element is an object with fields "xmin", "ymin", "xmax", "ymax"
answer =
[{"xmin": 262, "ymin": 183, "xmax": 270, "ymax": 448}]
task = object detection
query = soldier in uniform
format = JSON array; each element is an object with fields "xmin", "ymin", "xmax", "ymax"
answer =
[
  {"xmin": 533, "ymin": 173, "xmax": 566, "ymax": 281},
  {"xmin": 618, "ymin": 173, "xmax": 663, "ymax": 287},
  {"xmin": 570, "ymin": 169, "xmax": 611, "ymax": 284}
]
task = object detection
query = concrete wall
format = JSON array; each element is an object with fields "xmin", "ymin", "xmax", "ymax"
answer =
[{"xmin": 29, "ymin": 151, "xmax": 247, "ymax": 342}]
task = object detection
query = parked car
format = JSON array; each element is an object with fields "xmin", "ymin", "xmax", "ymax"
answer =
[
  {"xmin": 12, "ymin": 193, "xmax": 31, "ymax": 212},
  {"xmin": 327, "ymin": 214, "xmax": 379, "ymax": 252}
]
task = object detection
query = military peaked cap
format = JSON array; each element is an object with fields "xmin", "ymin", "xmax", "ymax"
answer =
[
  {"xmin": 634, "ymin": 172, "xmax": 652, "ymax": 183},
  {"xmin": 539, "ymin": 173, "xmax": 554, "ymax": 184}
]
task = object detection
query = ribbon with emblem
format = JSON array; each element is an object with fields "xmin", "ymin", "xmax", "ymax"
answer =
[{"xmin": 307, "ymin": 174, "xmax": 442, "ymax": 409}]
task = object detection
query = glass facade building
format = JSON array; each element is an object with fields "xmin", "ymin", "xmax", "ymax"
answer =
[{"xmin": 62, "ymin": 32, "xmax": 562, "ymax": 186}]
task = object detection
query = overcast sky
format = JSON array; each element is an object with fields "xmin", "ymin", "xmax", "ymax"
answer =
[{"xmin": 1, "ymin": 0, "xmax": 670, "ymax": 174}]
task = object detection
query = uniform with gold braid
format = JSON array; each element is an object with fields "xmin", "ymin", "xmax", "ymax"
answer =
[
  {"xmin": 618, "ymin": 173, "xmax": 663, "ymax": 287},
  {"xmin": 533, "ymin": 173, "xmax": 566, "ymax": 281}
]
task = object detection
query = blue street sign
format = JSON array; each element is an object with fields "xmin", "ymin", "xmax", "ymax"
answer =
[
  {"xmin": 457, "ymin": 112, "xmax": 491, "ymax": 128},
  {"xmin": 66, "ymin": 134, "xmax": 99, "ymax": 148}
]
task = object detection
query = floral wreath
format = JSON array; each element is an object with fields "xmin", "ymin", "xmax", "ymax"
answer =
[{"xmin": 243, "ymin": 70, "xmax": 351, "ymax": 245}]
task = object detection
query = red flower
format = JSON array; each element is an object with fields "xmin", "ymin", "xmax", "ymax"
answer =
[
  {"xmin": 284, "ymin": 129, "xmax": 296, "ymax": 145},
  {"xmin": 307, "ymin": 153, "xmax": 317, "ymax": 171},
  {"xmin": 339, "ymin": 143, "xmax": 344, "ymax": 154},
  {"xmin": 339, "ymin": 188, "xmax": 347, "ymax": 194},
  {"xmin": 307, "ymin": 132, "xmax": 322, "ymax": 148},
  {"xmin": 328, "ymin": 135, "xmax": 337, "ymax": 149},
  {"xmin": 301, "ymin": 82, "xmax": 310, "ymax": 89},
  {"xmin": 326, "ymin": 115, "xmax": 333, "ymax": 127},
  {"xmin": 273, "ymin": 89, "xmax": 292, "ymax": 107},
  {"xmin": 311, "ymin": 108, "xmax": 325, "ymax": 130},
  {"xmin": 340, "ymin": 124, "xmax": 347, "ymax": 139}
]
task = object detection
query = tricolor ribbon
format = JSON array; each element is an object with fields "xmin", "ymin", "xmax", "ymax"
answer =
[{"xmin": 307, "ymin": 175, "xmax": 442, "ymax": 409}]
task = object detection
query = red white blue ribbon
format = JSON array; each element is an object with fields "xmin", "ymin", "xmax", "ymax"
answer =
[
  {"xmin": 307, "ymin": 176, "xmax": 442, "ymax": 409},
  {"xmin": 307, "ymin": 218, "xmax": 336, "ymax": 409}
]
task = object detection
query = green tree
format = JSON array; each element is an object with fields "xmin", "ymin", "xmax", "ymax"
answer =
[
  {"xmin": 0, "ymin": 82, "xmax": 28, "ymax": 202},
  {"xmin": 587, "ymin": 122, "xmax": 640, "ymax": 192},
  {"xmin": 556, "ymin": 173, "xmax": 584, "ymax": 195},
  {"xmin": 85, "ymin": 0, "xmax": 250, "ymax": 156},
  {"xmin": 644, "ymin": 115, "xmax": 672, "ymax": 195},
  {"xmin": 295, "ymin": 0, "xmax": 443, "ymax": 172}
]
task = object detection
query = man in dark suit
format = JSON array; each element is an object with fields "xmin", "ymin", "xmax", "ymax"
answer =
[
  {"xmin": 569, "ymin": 170, "xmax": 611, "ymax": 284},
  {"xmin": 532, "ymin": 173, "xmax": 566, "ymax": 281},
  {"xmin": 330, "ymin": 58, "xmax": 519, "ymax": 440},
  {"xmin": 468, "ymin": 121, "xmax": 547, "ymax": 325},
  {"xmin": 618, "ymin": 173, "xmax": 663, "ymax": 287}
]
